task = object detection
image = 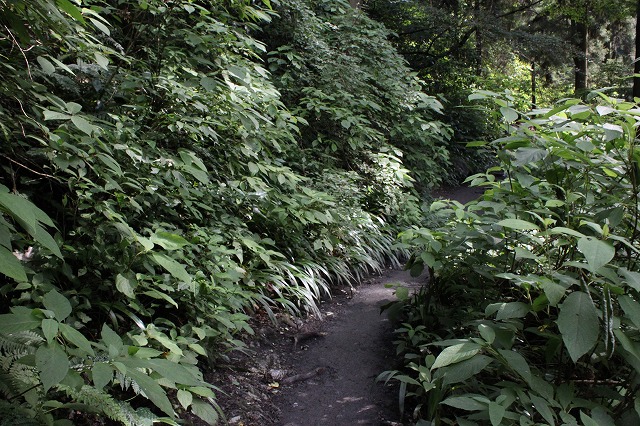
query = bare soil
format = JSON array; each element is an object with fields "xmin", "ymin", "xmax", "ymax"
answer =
[{"xmin": 211, "ymin": 186, "xmax": 479, "ymax": 426}]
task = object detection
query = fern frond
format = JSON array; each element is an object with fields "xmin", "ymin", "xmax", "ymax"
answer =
[
  {"xmin": 0, "ymin": 399, "xmax": 42, "ymax": 426},
  {"xmin": 0, "ymin": 331, "xmax": 43, "ymax": 358},
  {"xmin": 58, "ymin": 384, "xmax": 159, "ymax": 426}
]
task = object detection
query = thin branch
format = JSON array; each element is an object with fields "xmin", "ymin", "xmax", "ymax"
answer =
[
  {"xmin": 0, "ymin": 153, "xmax": 57, "ymax": 179},
  {"xmin": 3, "ymin": 24, "xmax": 32, "ymax": 80}
]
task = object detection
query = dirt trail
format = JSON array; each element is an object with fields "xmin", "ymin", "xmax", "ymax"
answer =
[
  {"xmin": 273, "ymin": 269, "xmax": 425, "ymax": 425},
  {"xmin": 271, "ymin": 186, "xmax": 479, "ymax": 425}
]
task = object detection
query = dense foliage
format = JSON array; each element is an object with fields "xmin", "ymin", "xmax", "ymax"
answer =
[
  {"xmin": 383, "ymin": 90, "xmax": 640, "ymax": 425},
  {"xmin": 0, "ymin": 0, "xmax": 451, "ymax": 424}
]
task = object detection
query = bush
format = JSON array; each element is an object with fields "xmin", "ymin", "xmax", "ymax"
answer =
[{"xmin": 384, "ymin": 89, "xmax": 640, "ymax": 425}]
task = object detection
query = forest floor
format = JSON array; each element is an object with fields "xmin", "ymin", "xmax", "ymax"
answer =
[{"xmin": 210, "ymin": 185, "xmax": 481, "ymax": 426}]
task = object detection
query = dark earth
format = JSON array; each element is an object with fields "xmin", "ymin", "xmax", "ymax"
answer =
[{"xmin": 210, "ymin": 186, "xmax": 481, "ymax": 425}]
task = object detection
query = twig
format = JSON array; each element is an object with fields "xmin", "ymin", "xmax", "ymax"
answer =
[
  {"xmin": 3, "ymin": 24, "xmax": 32, "ymax": 80},
  {"xmin": 0, "ymin": 153, "xmax": 56, "ymax": 179}
]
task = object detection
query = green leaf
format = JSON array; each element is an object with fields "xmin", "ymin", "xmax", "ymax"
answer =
[
  {"xmin": 59, "ymin": 323, "xmax": 95, "ymax": 356},
  {"xmin": 539, "ymin": 278, "xmax": 567, "ymax": 307},
  {"xmin": 441, "ymin": 395, "xmax": 486, "ymax": 411},
  {"xmin": 440, "ymin": 355, "xmax": 492, "ymax": 386},
  {"xmin": 56, "ymin": 0, "xmax": 85, "ymax": 23},
  {"xmin": 147, "ymin": 327, "xmax": 183, "ymax": 356},
  {"xmin": 125, "ymin": 367, "xmax": 174, "ymax": 416},
  {"xmin": 36, "ymin": 343, "xmax": 69, "ymax": 391},
  {"xmin": 151, "ymin": 253, "xmax": 192, "ymax": 285},
  {"xmin": 513, "ymin": 148, "xmax": 547, "ymax": 166},
  {"xmin": 101, "ymin": 324, "xmax": 123, "ymax": 357},
  {"xmin": 619, "ymin": 268, "xmax": 640, "ymax": 292},
  {"xmin": 121, "ymin": 358, "xmax": 202, "ymax": 386},
  {"xmin": 500, "ymin": 106, "xmax": 519, "ymax": 123},
  {"xmin": 619, "ymin": 295, "xmax": 640, "ymax": 330},
  {"xmin": 580, "ymin": 411, "xmax": 600, "ymax": 426},
  {"xmin": 577, "ymin": 237, "xmax": 614, "ymax": 273},
  {"xmin": 497, "ymin": 218, "xmax": 539, "ymax": 231},
  {"xmin": 36, "ymin": 56, "xmax": 55, "ymax": 75},
  {"xmin": 42, "ymin": 319, "xmax": 59, "ymax": 343},
  {"xmin": 497, "ymin": 349, "xmax": 531, "ymax": 382},
  {"xmin": 0, "ymin": 312, "xmax": 41, "ymax": 334},
  {"xmin": 151, "ymin": 232, "xmax": 190, "ymax": 251},
  {"xmin": 89, "ymin": 18, "xmax": 110, "ymax": 36},
  {"xmin": 92, "ymin": 362, "xmax": 113, "ymax": 389},
  {"xmin": 177, "ymin": 389, "xmax": 193, "ymax": 409},
  {"xmin": 0, "ymin": 245, "xmax": 28, "ymax": 282},
  {"xmin": 43, "ymin": 290, "xmax": 72, "ymax": 321},
  {"xmin": 94, "ymin": 52, "xmax": 109, "ymax": 70},
  {"xmin": 530, "ymin": 393, "xmax": 555, "ymax": 425},
  {"xmin": 33, "ymin": 223, "xmax": 63, "ymax": 258},
  {"xmin": 432, "ymin": 342, "xmax": 481, "ymax": 369},
  {"xmin": 71, "ymin": 116, "xmax": 96, "ymax": 136},
  {"xmin": 43, "ymin": 110, "xmax": 72, "ymax": 121},
  {"xmin": 557, "ymin": 291, "xmax": 599, "ymax": 362},
  {"xmin": 487, "ymin": 302, "xmax": 530, "ymax": 320},
  {"xmin": 191, "ymin": 399, "xmax": 219, "ymax": 425},
  {"xmin": 115, "ymin": 273, "xmax": 136, "ymax": 298},
  {"xmin": 143, "ymin": 289, "xmax": 179, "ymax": 308},
  {"xmin": 489, "ymin": 401, "xmax": 506, "ymax": 426}
]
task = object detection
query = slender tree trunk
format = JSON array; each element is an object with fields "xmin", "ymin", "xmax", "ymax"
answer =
[
  {"xmin": 573, "ymin": 20, "xmax": 588, "ymax": 95},
  {"xmin": 531, "ymin": 61, "xmax": 537, "ymax": 109},
  {"xmin": 634, "ymin": 0, "xmax": 640, "ymax": 99},
  {"xmin": 475, "ymin": 0, "xmax": 483, "ymax": 75}
]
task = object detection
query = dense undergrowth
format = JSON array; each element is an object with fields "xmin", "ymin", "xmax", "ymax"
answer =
[
  {"xmin": 0, "ymin": 0, "xmax": 452, "ymax": 424},
  {"xmin": 383, "ymin": 90, "xmax": 640, "ymax": 425}
]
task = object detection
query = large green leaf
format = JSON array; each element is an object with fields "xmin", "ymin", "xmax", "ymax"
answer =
[
  {"xmin": 489, "ymin": 401, "xmax": 506, "ymax": 426},
  {"xmin": 191, "ymin": 399, "xmax": 219, "ymax": 425},
  {"xmin": 36, "ymin": 343, "xmax": 69, "ymax": 391},
  {"xmin": 43, "ymin": 290, "xmax": 72, "ymax": 322},
  {"xmin": 0, "ymin": 245, "xmax": 27, "ymax": 282},
  {"xmin": 432, "ymin": 342, "xmax": 481, "ymax": 370},
  {"xmin": 577, "ymin": 237, "xmax": 614, "ymax": 273},
  {"xmin": 92, "ymin": 362, "xmax": 113, "ymax": 389},
  {"xmin": 59, "ymin": 323, "xmax": 95, "ymax": 356},
  {"xmin": 439, "ymin": 355, "xmax": 493, "ymax": 386},
  {"xmin": 120, "ymin": 358, "xmax": 203, "ymax": 386},
  {"xmin": 557, "ymin": 291, "xmax": 599, "ymax": 362},
  {"xmin": 496, "ymin": 218, "xmax": 539, "ymax": 231},
  {"xmin": 150, "ymin": 253, "xmax": 192, "ymax": 285},
  {"xmin": 619, "ymin": 295, "xmax": 640, "ymax": 330},
  {"xmin": 124, "ymin": 366, "xmax": 174, "ymax": 416},
  {"xmin": 0, "ymin": 312, "xmax": 41, "ymax": 334},
  {"xmin": 151, "ymin": 232, "xmax": 190, "ymax": 251}
]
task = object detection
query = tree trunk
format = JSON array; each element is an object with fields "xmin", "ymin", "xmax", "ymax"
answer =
[
  {"xmin": 531, "ymin": 61, "xmax": 537, "ymax": 109},
  {"xmin": 475, "ymin": 0, "xmax": 483, "ymax": 75},
  {"xmin": 573, "ymin": 20, "xmax": 588, "ymax": 95},
  {"xmin": 634, "ymin": 0, "xmax": 640, "ymax": 99}
]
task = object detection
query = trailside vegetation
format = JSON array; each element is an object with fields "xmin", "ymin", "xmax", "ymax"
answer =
[
  {"xmin": 0, "ymin": 0, "xmax": 450, "ymax": 424},
  {"xmin": 382, "ymin": 90, "xmax": 640, "ymax": 425}
]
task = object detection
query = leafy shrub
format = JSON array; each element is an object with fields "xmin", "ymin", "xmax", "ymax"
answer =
[
  {"xmin": 384, "ymin": 89, "xmax": 640, "ymax": 425},
  {"xmin": 0, "ymin": 0, "xmax": 450, "ymax": 423}
]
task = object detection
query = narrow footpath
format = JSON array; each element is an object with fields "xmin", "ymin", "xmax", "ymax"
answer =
[
  {"xmin": 273, "ymin": 269, "xmax": 425, "ymax": 425},
  {"xmin": 213, "ymin": 186, "xmax": 480, "ymax": 425},
  {"xmin": 271, "ymin": 185, "xmax": 482, "ymax": 425}
]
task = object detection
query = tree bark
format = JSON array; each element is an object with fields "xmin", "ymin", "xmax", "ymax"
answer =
[
  {"xmin": 531, "ymin": 61, "xmax": 537, "ymax": 109},
  {"xmin": 634, "ymin": 0, "xmax": 640, "ymax": 99},
  {"xmin": 474, "ymin": 0, "xmax": 483, "ymax": 75},
  {"xmin": 573, "ymin": 20, "xmax": 588, "ymax": 95}
]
